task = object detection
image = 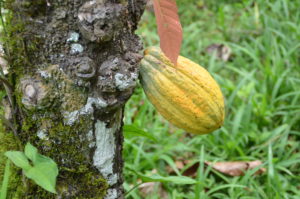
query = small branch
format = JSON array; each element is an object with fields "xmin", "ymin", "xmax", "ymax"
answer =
[
  {"xmin": 0, "ymin": 76, "xmax": 14, "ymax": 108},
  {"xmin": 0, "ymin": 76, "xmax": 12, "ymax": 90}
]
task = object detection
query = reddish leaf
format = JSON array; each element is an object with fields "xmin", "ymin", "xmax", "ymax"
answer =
[{"xmin": 152, "ymin": 0, "xmax": 183, "ymax": 65}]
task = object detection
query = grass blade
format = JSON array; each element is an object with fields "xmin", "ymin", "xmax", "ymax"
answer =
[{"xmin": 0, "ymin": 160, "xmax": 11, "ymax": 199}]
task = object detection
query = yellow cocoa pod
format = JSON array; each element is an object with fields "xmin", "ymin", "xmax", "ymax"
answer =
[{"xmin": 139, "ymin": 47, "xmax": 225, "ymax": 135}]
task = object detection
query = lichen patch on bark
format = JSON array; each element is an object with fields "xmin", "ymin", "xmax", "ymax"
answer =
[
  {"xmin": 93, "ymin": 110, "xmax": 123, "ymax": 198},
  {"xmin": 105, "ymin": 188, "xmax": 118, "ymax": 199},
  {"xmin": 94, "ymin": 119, "xmax": 119, "ymax": 183},
  {"xmin": 115, "ymin": 72, "xmax": 138, "ymax": 91},
  {"xmin": 63, "ymin": 96, "xmax": 107, "ymax": 125}
]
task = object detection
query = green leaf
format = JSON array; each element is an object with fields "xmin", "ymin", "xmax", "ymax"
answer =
[
  {"xmin": 123, "ymin": 125, "xmax": 157, "ymax": 142},
  {"xmin": 139, "ymin": 173, "xmax": 197, "ymax": 184},
  {"xmin": 5, "ymin": 143, "xmax": 59, "ymax": 194},
  {"xmin": 24, "ymin": 143, "xmax": 38, "ymax": 164},
  {"xmin": 24, "ymin": 162, "xmax": 58, "ymax": 194},
  {"xmin": 23, "ymin": 144, "xmax": 58, "ymax": 194},
  {"xmin": 35, "ymin": 154, "xmax": 57, "ymax": 165},
  {"xmin": 0, "ymin": 160, "xmax": 11, "ymax": 199},
  {"xmin": 159, "ymin": 154, "xmax": 181, "ymax": 176},
  {"xmin": 4, "ymin": 151, "xmax": 31, "ymax": 171},
  {"xmin": 25, "ymin": 143, "xmax": 56, "ymax": 166},
  {"xmin": 128, "ymin": 168, "xmax": 197, "ymax": 185}
]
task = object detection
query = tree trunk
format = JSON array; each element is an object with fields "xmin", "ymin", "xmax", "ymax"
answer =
[{"xmin": 0, "ymin": 0, "xmax": 146, "ymax": 198}]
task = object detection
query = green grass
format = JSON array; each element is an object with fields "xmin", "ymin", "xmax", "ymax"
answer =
[{"xmin": 123, "ymin": 0, "xmax": 300, "ymax": 198}]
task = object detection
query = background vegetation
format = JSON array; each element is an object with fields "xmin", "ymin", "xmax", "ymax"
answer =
[{"xmin": 123, "ymin": 0, "xmax": 300, "ymax": 198}]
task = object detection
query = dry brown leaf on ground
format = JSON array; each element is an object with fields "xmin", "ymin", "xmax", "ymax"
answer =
[
  {"xmin": 182, "ymin": 161, "xmax": 199, "ymax": 178},
  {"xmin": 205, "ymin": 160, "xmax": 266, "ymax": 176},
  {"xmin": 205, "ymin": 44, "xmax": 232, "ymax": 62},
  {"xmin": 167, "ymin": 159, "xmax": 266, "ymax": 178},
  {"xmin": 138, "ymin": 182, "xmax": 168, "ymax": 199},
  {"xmin": 174, "ymin": 160, "xmax": 185, "ymax": 170},
  {"xmin": 166, "ymin": 160, "xmax": 199, "ymax": 177},
  {"xmin": 166, "ymin": 160, "xmax": 184, "ymax": 174}
]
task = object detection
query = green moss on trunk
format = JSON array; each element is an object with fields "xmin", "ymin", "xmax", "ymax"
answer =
[{"xmin": 0, "ymin": 1, "xmax": 109, "ymax": 198}]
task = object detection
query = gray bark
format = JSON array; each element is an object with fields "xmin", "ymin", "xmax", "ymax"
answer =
[{"xmin": 0, "ymin": 0, "xmax": 146, "ymax": 198}]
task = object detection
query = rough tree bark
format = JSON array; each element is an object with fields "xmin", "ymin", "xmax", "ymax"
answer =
[{"xmin": 0, "ymin": 0, "xmax": 146, "ymax": 198}]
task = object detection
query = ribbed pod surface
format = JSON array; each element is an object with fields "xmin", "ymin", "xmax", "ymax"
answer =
[{"xmin": 139, "ymin": 47, "xmax": 225, "ymax": 135}]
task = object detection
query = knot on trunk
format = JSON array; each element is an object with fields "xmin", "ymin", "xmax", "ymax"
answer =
[
  {"xmin": 75, "ymin": 57, "xmax": 96, "ymax": 79},
  {"xmin": 20, "ymin": 77, "xmax": 54, "ymax": 110},
  {"xmin": 19, "ymin": 65, "xmax": 88, "ymax": 112},
  {"xmin": 78, "ymin": 1, "xmax": 125, "ymax": 43},
  {"xmin": 97, "ymin": 56, "xmax": 138, "ymax": 93}
]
